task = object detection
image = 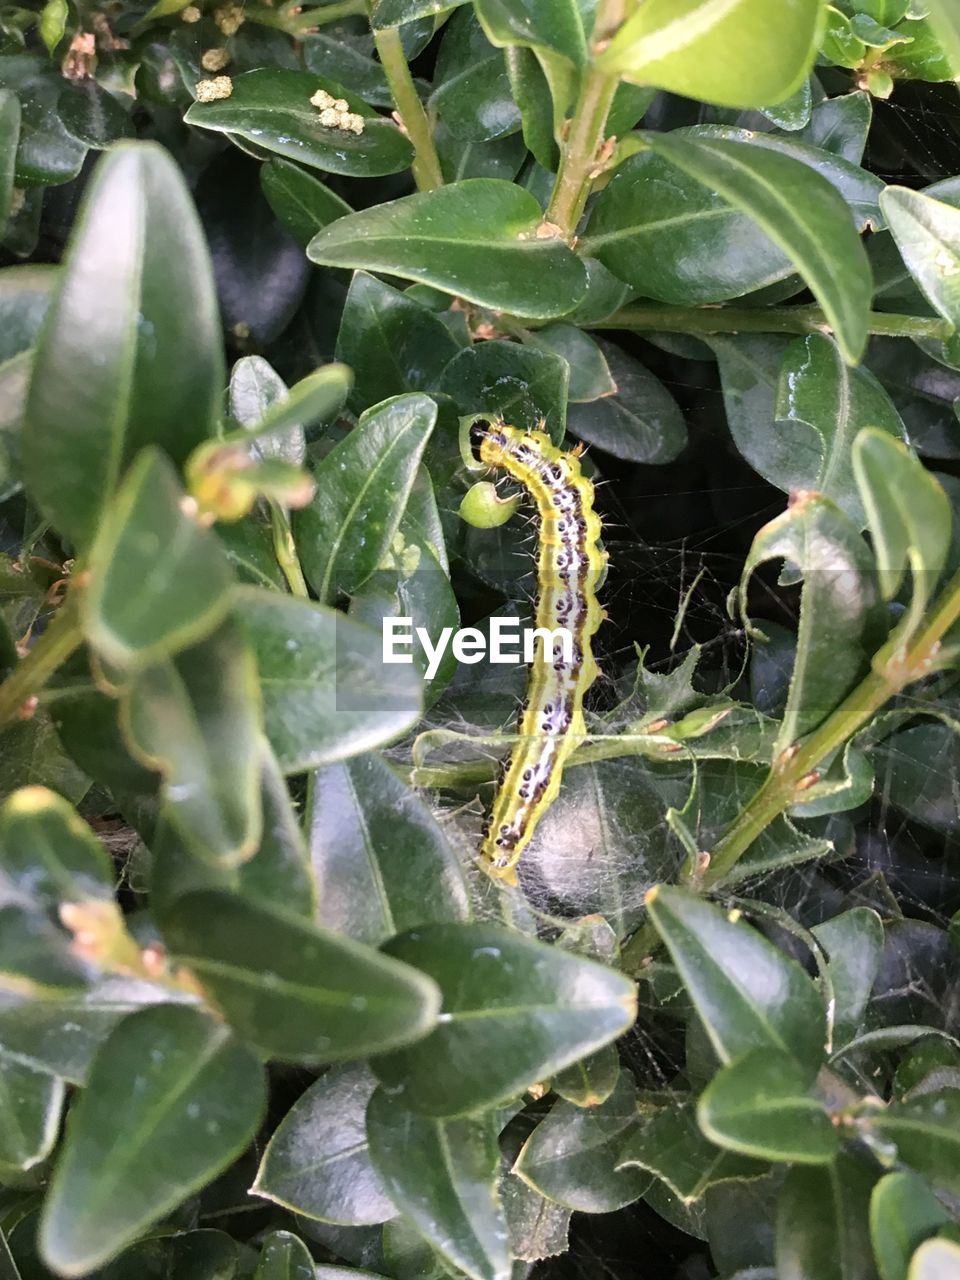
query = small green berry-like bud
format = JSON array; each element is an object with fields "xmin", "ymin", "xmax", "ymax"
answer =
[{"xmin": 459, "ymin": 481, "xmax": 520, "ymax": 529}]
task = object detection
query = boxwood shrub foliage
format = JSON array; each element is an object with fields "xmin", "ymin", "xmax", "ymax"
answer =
[{"xmin": 3, "ymin": 0, "xmax": 960, "ymax": 1276}]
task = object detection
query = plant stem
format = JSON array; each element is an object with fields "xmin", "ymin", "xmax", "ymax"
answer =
[
  {"xmin": 246, "ymin": 0, "xmax": 366, "ymax": 31},
  {"xmin": 0, "ymin": 595, "xmax": 83, "ymax": 731},
  {"xmin": 594, "ymin": 303, "xmax": 954, "ymax": 343},
  {"xmin": 705, "ymin": 566, "xmax": 960, "ymax": 886},
  {"xmin": 371, "ymin": 24, "xmax": 443, "ymax": 191},
  {"xmin": 269, "ymin": 503, "xmax": 311, "ymax": 598},
  {"xmin": 545, "ymin": 0, "xmax": 625, "ymax": 236}
]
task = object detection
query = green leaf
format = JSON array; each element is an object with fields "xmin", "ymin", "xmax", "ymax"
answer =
[
  {"xmin": 254, "ymin": 1232, "xmax": 316, "ymax": 1280},
  {"xmin": 237, "ymin": 588, "xmax": 423, "ymax": 773},
  {"xmin": 82, "ymin": 448, "xmax": 235, "ymax": 670},
  {"xmin": 524, "ymin": 324, "xmax": 615, "ymax": 404},
  {"xmin": 437, "ymin": 340, "xmax": 568, "ymax": 441},
  {"xmin": 307, "ymin": 180, "xmax": 588, "ymax": 320},
  {"xmin": 642, "ymin": 134, "xmax": 872, "ymax": 363},
  {"xmin": 473, "ymin": 0, "xmax": 587, "ymax": 67},
  {"xmin": 38, "ymin": 0, "xmax": 67, "ymax": 53},
  {"xmin": 645, "ymin": 886, "xmax": 826, "ymax": 1076},
  {"xmin": 567, "ymin": 340, "xmax": 687, "ymax": 462},
  {"xmin": 853, "ymin": 427, "xmax": 952, "ymax": 625},
  {"xmin": 57, "ymin": 83, "xmax": 133, "ymax": 149},
  {"xmin": 505, "ymin": 47, "xmax": 559, "ymax": 171},
  {"xmin": 335, "ymin": 273, "xmax": 461, "ymax": 414},
  {"xmin": 0, "ymin": 1053, "xmax": 63, "ymax": 1175},
  {"xmin": 881, "ymin": 187, "xmax": 960, "ymax": 331},
  {"xmin": 163, "ymin": 890, "xmax": 440, "ymax": 1063},
  {"xmin": 23, "ymin": 142, "xmax": 222, "ymax": 550},
  {"xmin": 697, "ymin": 1049, "xmax": 839, "ymax": 1164},
  {"xmin": 552, "ymin": 1042, "xmax": 621, "ymax": 1107},
  {"xmin": 776, "ymin": 334, "xmax": 906, "ymax": 525},
  {"xmin": 925, "ymin": 0, "xmax": 960, "ymax": 76},
  {"xmin": 309, "ymin": 753, "xmax": 470, "ymax": 946},
  {"xmin": 185, "ymin": 70, "xmax": 414, "ymax": 178},
  {"xmin": 254, "ymin": 1064, "xmax": 395, "ymax": 1226},
  {"xmin": 886, "ymin": 17, "xmax": 955, "ymax": 81},
  {"xmin": 229, "ymin": 359, "xmax": 351, "ymax": 460},
  {"xmin": 366, "ymin": 1088, "xmax": 510, "ymax": 1280},
  {"xmin": 121, "ymin": 621, "xmax": 262, "ymax": 867},
  {"xmin": 812, "ymin": 908, "xmax": 884, "ymax": 1049},
  {"xmin": 295, "ymin": 392, "xmax": 437, "ymax": 602},
  {"xmin": 7, "ymin": 55, "xmax": 86, "ymax": 188},
  {"xmin": 870, "ymin": 1171, "xmax": 950, "ymax": 1280},
  {"xmin": 260, "ymin": 158, "xmax": 352, "ymax": 250},
  {"xmin": 776, "ymin": 1156, "xmax": 878, "ymax": 1280},
  {"xmin": 373, "ymin": 923, "xmax": 637, "ymax": 1116},
  {"xmin": 430, "ymin": 10, "xmax": 520, "ymax": 143},
  {"xmin": 0, "ymin": 91, "xmax": 19, "ymax": 233},
  {"xmin": 596, "ymin": 0, "xmax": 824, "ymax": 109},
  {"xmin": 909, "ymin": 1239, "xmax": 960, "ymax": 1280},
  {"xmin": 513, "ymin": 1071, "xmax": 651, "ymax": 1213},
  {"xmin": 861, "ymin": 1090, "xmax": 960, "ymax": 1194},
  {"xmin": 739, "ymin": 492, "xmax": 881, "ymax": 752},
  {"xmin": 39, "ymin": 1006, "xmax": 265, "ymax": 1277},
  {"xmin": 0, "ymin": 785, "xmax": 113, "ymax": 909}
]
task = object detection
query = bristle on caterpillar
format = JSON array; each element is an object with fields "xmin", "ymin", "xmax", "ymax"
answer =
[{"xmin": 473, "ymin": 419, "xmax": 605, "ymax": 886}]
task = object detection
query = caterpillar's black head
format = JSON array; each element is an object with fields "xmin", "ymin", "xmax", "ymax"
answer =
[{"xmin": 469, "ymin": 417, "xmax": 492, "ymax": 463}]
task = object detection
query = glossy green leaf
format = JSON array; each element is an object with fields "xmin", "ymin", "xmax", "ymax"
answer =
[
  {"xmin": 309, "ymin": 753, "xmax": 469, "ymax": 946},
  {"xmin": 254, "ymin": 1064, "xmax": 395, "ymax": 1226},
  {"xmin": 926, "ymin": 0, "xmax": 960, "ymax": 76},
  {"xmin": 336, "ymin": 273, "xmax": 461, "ymax": 413},
  {"xmin": 260, "ymin": 158, "xmax": 352, "ymax": 249},
  {"xmin": 430, "ymin": 10, "xmax": 520, "ymax": 143},
  {"xmin": 645, "ymin": 887, "xmax": 826, "ymax": 1076},
  {"xmin": 796, "ymin": 91, "xmax": 872, "ymax": 164},
  {"xmin": 567, "ymin": 340, "xmax": 687, "ymax": 462},
  {"xmin": 0, "ymin": 91, "xmax": 19, "ymax": 233},
  {"xmin": 886, "ymin": 17, "xmax": 955, "ymax": 81},
  {"xmin": 505, "ymin": 46, "xmax": 558, "ymax": 171},
  {"xmin": 38, "ymin": 0, "xmax": 67, "ymax": 53},
  {"xmin": 366, "ymin": 1088, "xmax": 510, "ymax": 1280},
  {"xmin": 295, "ymin": 392, "xmax": 436, "ymax": 601},
  {"xmin": 908, "ymin": 1239, "xmax": 960, "ymax": 1280},
  {"xmin": 163, "ymin": 890, "xmax": 440, "ymax": 1062},
  {"xmin": 552, "ymin": 1042, "xmax": 621, "ymax": 1107},
  {"xmin": 373, "ymin": 923, "xmax": 637, "ymax": 1116},
  {"xmin": 236, "ymin": 588, "xmax": 422, "ymax": 773},
  {"xmin": 7, "ymin": 55, "xmax": 86, "ymax": 188},
  {"xmin": 513, "ymin": 1071, "xmax": 650, "ymax": 1213},
  {"xmin": 23, "ymin": 142, "xmax": 222, "ymax": 550},
  {"xmin": 776, "ymin": 334, "xmax": 906, "ymax": 525},
  {"xmin": 437, "ymin": 340, "xmax": 568, "ymax": 441},
  {"xmin": 308, "ymin": 180, "xmax": 588, "ymax": 319},
  {"xmin": 474, "ymin": 0, "xmax": 587, "ymax": 65},
  {"xmin": 121, "ymin": 621, "xmax": 263, "ymax": 867},
  {"xmin": 185, "ymin": 71, "xmax": 414, "ymax": 178},
  {"xmin": 0, "ymin": 1053, "xmax": 63, "ymax": 1174},
  {"xmin": 57, "ymin": 82, "xmax": 133, "ymax": 149},
  {"xmin": 697, "ymin": 1049, "xmax": 839, "ymax": 1164},
  {"xmin": 881, "ymin": 187, "xmax": 960, "ymax": 331},
  {"xmin": 0, "ymin": 785, "xmax": 113, "ymax": 909},
  {"xmin": 39, "ymin": 1006, "xmax": 266, "ymax": 1276},
  {"xmin": 861, "ymin": 1090, "xmax": 960, "ymax": 1194},
  {"xmin": 853, "ymin": 427, "xmax": 952, "ymax": 624},
  {"xmin": 739, "ymin": 493, "xmax": 881, "ymax": 753},
  {"xmin": 255, "ymin": 1232, "xmax": 316, "ymax": 1280},
  {"xmin": 776, "ymin": 1157, "xmax": 878, "ymax": 1280},
  {"xmin": 0, "ymin": 903, "xmax": 90, "ymax": 995},
  {"xmin": 870, "ymin": 1171, "xmax": 950, "ymax": 1280},
  {"xmin": 617, "ymin": 1096, "xmax": 763, "ymax": 1203},
  {"xmin": 643, "ymin": 134, "xmax": 871, "ymax": 363},
  {"xmin": 812, "ymin": 908, "xmax": 884, "ymax": 1049},
  {"xmin": 524, "ymin": 324, "xmax": 615, "ymax": 403},
  {"xmin": 597, "ymin": 0, "xmax": 824, "ymax": 109},
  {"xmin": 82, "ymin": 448, "xmax": 235, "ymax": 670}
]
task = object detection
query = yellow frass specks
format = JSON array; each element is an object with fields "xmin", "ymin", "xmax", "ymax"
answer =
[
  {"xmin": 195, "ymin": 75, "xmax": 233, "ymax": 102},
  {"xmin": 310, "ymin": 88, "xmax": 364, "ymax": 134}
]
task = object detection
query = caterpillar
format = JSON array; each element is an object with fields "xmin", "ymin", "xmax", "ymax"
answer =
[{"xmin": 471, "ymin": 419, "xmax": 606, "ymax": 886}]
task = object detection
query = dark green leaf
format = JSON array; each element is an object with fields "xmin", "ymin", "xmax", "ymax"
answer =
[
  {"xmin": 697, "ymin": 1049, "xmax": 839, "ymax": 1164},
  {"xmin": 163, "ymin": 890, "xmax": 440, "ymax": 1062},
  {"xmin": 237, "ymin": 588, "xmax": 423, "ymax": 772},
  {"xmin": 57, "ymin": 82, "xmax": 133, "ymax": 149},
  {"xmin": 254, "ymin": 1064, "xmax": 395, "ymax": 1226},
  {"xmin": 39, "ymin": 1006, "xmax": 265, "ymax": 1276},
  {"xmin": 309, "ymin": 752, "xmax": 470, "ymax": 946},
  {"xmin": 0, "ymin": 785, "xmax": 113, "ymax": 910},
  {"xmin": 812, "ymin": 908, "xmax": 884, "ymax": 1049},
  {"xmin": 430, "ymin": 10, "xmax": 520, "ymax": 143},
  {"xmin": 373, "ymin": 923, "xmax": 637, "ymax": 1116},
  {"xmin": 645, "ymin": 886, "xmax": 826, "ymax": 1076},
  {"xmin": 524, "ymin": 324, "xmax": 615, "ymax": 403},
  {"xmin": 473, "ymin": 0, "xmax": 587, "ymax": 66},
  {"xmin": 260, "ymin": 158, "xmax": 352, "ymax": 250},
  {"xmin": 366, "ymin": 1088, "xmax": 510, "ymax": 1280},
  {"xmin": 566, "ymin": 339, "xmax": 687, "ymax": 462},
  {"xmin": 776, "ymin": 1157, "xmax": 878, "ymax": 1280},
  {"xmin": 255, "ymin": 1232, "xmax": 316, "ymax": 1280},
  {"xmin": 881, "ymin": 187, "xmax": 960, "ymax": 331},
  {"xmin": 552, "ymin": 1042, "xmax": 621, "ymax": 1107},
  {"xmin": 597, "ymin": 0, "xmax": 823, "ymax": 109},
  {"xmin": 870, "ymin": 1171, "xmax": 950, "ymax": 1280},
  {"xmin": 336, "ymin": 273, "xmax": 461, "ymax": 413},
  {"xmin": 121, "ymin": 621, "xmax": 263, "ymax": 867},
  {"xmin": 513, "ymin": 1071, "xmax": 650, "ymax": 1213},
  {"xmin": 185, "ymin": 70, "xmax": 414, "ymax": 178},
  {"xmin": 307, "ymin": 180, "xmax": 588, "ymax": 319},
  {"xmin": 23, "ymin": 142, "xmax": 222, "ymax": 549},
  {"xmin": 861, "ymin": 1090, "xmax": 960, "ymax": 1194},
  {"xmin": 0, "ymin": 1053, "xmax": 62, "ymax": 1175},
  {"xmin": 7, "ymin": 55, "xmax": 86, "ymax": 187},
  {"xmin": 0, "ymin": 90, "xmax": 19, "ymax": 232},
  {"xmin": 82, "ymin": 448, "xmax": 235, "ymax": 670}
]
